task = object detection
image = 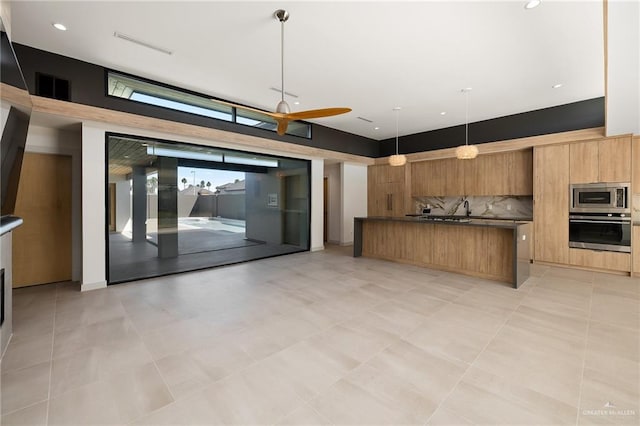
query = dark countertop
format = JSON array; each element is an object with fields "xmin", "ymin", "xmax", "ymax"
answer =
[
  {"xmin": 0, "ymin": 215, "xmax": 23, "ymax": 236},
  {"xmin": 356, "ymin": 216, "xmax": 529, "ymax": 230}
]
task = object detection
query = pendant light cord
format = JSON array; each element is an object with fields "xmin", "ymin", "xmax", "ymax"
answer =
[
  {"xmin": 280, "ymin": 20, "xmax": 285, "ymax": 103},
  {"xmin": 395, "ymin": 109, "xmax": 400, "ymax": 155},
  {"xmin": 465, "ymin": 90, "xmax": 469, "ymax": 146}
]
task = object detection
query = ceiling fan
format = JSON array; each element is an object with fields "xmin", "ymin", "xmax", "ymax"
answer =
[{"xmin": 216, "ymin": 9, "xmax": 351, "ymax": 136}]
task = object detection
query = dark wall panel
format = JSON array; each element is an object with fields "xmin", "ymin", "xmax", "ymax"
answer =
[
  {"xmin": 379, "ymin": 98, "xmax": 605, "ymax": 157},
  {"xmin": 14, "ymin": 43, "xmax": 378, "ymax": 157},
  {"xmin": 15, "ymin": 43, "xmax": 603, "ymax": 160}
]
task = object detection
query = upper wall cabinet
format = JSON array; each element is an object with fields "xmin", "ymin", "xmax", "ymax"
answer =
[
  {"xmin": 569, "ymin": 136, "xmax": 631, "ymax": 184},
  {"xmin": 411, "ymin": 150, "xmax": 533, "ymax": 197}
]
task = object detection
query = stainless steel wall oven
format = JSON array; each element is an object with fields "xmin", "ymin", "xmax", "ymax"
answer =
[{"xmin": 569, "ymin": 182, "xmax": 631, "ymax": 253}]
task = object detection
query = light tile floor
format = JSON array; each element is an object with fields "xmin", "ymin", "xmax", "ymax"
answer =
[{"xmin": 1, "ymin": 246, "xmax": 639, "ymax": 425}]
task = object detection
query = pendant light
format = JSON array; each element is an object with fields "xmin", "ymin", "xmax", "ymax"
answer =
[
  {"xmin": 455, "ymin": 88, "xmax": 479, "ymax": 160},
  {"xmin": 388, "ymin": 107, "xmax": 407, "ymax": 166}
]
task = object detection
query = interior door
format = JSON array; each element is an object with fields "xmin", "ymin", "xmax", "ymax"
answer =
[{"xmin": 13, "ymin": 152, "xmax": 72, "ymax": 287}]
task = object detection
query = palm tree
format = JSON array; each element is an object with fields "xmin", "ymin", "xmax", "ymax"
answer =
[
  {"xmin": 206, "ymin": 181, "xmax": 211, "ymax": 191},
  {"xmin": 181, "ymin": 177, "xmax": 187, "ymax": 189}
]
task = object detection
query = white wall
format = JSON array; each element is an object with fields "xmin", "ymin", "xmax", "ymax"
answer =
[
  {"xmin": 81, "ymin": 123, "xmax": 106, "ymax": 291},
  {"xmin": 324, "ymin": 163, "xmax": 341, "ymax": 244},
  {"xmin": 340, "ymin": 163, "xmax": 368, "ymax": 245},
  {"xmin": 310, "ymin": 159, "xmax": 324, "ymax": 251},
  {"xmin": 25, "ymin": 125, "xmax": 82, "ymax": 282},
  {"xmin": 606, "ymin": 0, "xmax": 640, "ymax": 136}
]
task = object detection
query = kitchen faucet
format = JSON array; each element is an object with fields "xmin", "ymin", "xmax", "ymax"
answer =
[{"xmin": 463, "ymin": 199, "xmax": 471, "ymax": 217}]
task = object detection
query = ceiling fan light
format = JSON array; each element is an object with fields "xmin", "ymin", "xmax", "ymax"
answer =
[
  {"xmin": 455, "ymin": 144, "xmax": 479, "ymax": 159},
  {"xmin": 389, "ymin": 154, "xmax": 407, "ymax": 167},
  {"xmin": 276, "ymin": 100, "xmax": 290, "ymax": 114}
]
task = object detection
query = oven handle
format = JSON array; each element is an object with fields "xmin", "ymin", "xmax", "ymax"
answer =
[{"xmin": 569, "ymin": 219, "xmax": 630, "ymax": 225}]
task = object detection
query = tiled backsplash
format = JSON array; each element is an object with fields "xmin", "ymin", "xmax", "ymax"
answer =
[{"xmin": 413, "ymin": 196, "xmax": 533, "ymax": 219}]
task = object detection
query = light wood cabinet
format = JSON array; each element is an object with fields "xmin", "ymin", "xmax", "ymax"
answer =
[
  {"xmin": 633, "ymin": 226, "xmax": 640, "ymax": 276},
  {"xmin": 433, "ymin": 225, "xmax": 461, "ymax": 268},
  {"xmin": 599, "ymin": 137, "xmax": 631, "ymax": 183},
  {"xmin": 632, "ymin": 136, "xmax": 640, "ymax": 194},
  {"xmin": 367, "ymin": 164, "xmax": 406, "ymax": 217},
  {"xmin": 534, "ymin": 144, "xmax": 569, "ymax": 264},
  {"xmin": 569, "ymin": 248, "xmax": 630, "ymax": 272},
  {"xmin": 411, "ymin": 149, "xmax": 532, "ymax": 197},
  {"xmin": 569, "ymin": 141, "xmax": 599, "ymax": 183},
  {"xmin": 360, "ymin": 220, "xmax": 518, "ymax": 284},
  {"xmin": 569, "ymin": 136, "xmax": 631, "ymax": 184},
  {"xmin": 505, "ymin": 150, "xmax": 533, "ymax": 196}
]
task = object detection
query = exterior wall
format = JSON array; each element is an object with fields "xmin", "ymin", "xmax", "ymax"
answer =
[
  {"xmin": 340, "ymin": 163, "xmax": 367, "ymax": 245},
  {"xmin": 245, "ymin": 171, "xmax": 284, "ymax": 245}
]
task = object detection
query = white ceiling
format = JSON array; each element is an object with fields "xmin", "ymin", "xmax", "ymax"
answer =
[{"xmin": 10, "ymin": 0, "xmax": 604, "ymax": 141}]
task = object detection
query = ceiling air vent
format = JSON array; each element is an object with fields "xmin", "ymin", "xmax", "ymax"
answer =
[
  {"xmin": 357, "ymin": 117, "xmax": 373, "ymax": 123},
  {"xmin": 113, "ymin": 32, "xmax": 173, "ymax": 55}
]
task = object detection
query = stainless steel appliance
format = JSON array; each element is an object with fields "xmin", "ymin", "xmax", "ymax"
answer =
[
  {"xmin": 570, "ymin": 182, "xmax": 629, "ymax": 214},
  {"xmin": 569, "ymin": 213, "xmax": 631, "ymax": 253}
]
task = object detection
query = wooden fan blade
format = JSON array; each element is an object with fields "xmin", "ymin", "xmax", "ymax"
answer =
[
  {"xmin": 276, "ymin": 118, "xmax": 290, "ymax": 136},
  {"xmin": 285, "ymin": 108, "xmax": 352, "ymax": 120}
]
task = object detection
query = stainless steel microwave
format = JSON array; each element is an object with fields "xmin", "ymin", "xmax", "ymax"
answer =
[{"xmin": 570, "ymin": 183, "xmax": 630, "ymax": 214}]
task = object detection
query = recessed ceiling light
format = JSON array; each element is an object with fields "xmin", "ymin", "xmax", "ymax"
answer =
[
  {"xmin": 124, "ymin": 155, "xmax": 130, "ymax": 159},
  {"xmin": 524, "ymin": 0, "xmax": 541, "ymax": 9},
  {"xmin": 440, "ymin": 112, "xmax": 447, "ymax": 115},
  {"xmin": 293, "ymin": 101, "xmax": 300, "ymax": 105},
  {"xmin": 552, "ymin": 83, "xmax": 563, "ymax": 89},
  {"xmin": 53, "ymin": 23, "xmax": 67, "ymax": 31},
  {"xmin": 374, "ymin": 127, "xmax": 380, "ymax": 130}
]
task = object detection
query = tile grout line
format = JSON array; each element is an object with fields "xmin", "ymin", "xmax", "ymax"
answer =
[
  {"xmin": 422, "ymin": 285, "xmax": 530, "ymax": 426},
  {"xmin": 44, "ymin": 283, "xmax": 59, "ymax": 426},
  {"xmin": 574, "ymin": 280, "xmax": 596, "ymax": 426},
  {"xmin": 121, "ymin": 293, "xmax": 181, "ymax": 426}
]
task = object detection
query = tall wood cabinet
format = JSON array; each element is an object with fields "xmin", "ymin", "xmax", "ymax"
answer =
[
  {"xmin": 367, "ymin": 164, "xmax": 406, "ymax": 217},
  {"xmin": 534, "ymin": 144, "xmax": 569, "ymax": 264},
  {"xmin": 569, "ymin": 137, "xmax": 631, "ymax": 183}
]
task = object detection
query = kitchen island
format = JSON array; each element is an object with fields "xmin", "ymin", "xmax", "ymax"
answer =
[{"xmin": 353, "ymin": 216, "xmax": 531, "ymax": 288}]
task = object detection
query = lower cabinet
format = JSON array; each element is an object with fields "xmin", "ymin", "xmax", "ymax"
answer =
[
  {"xmin": 362, "ymin": 220, "xmax": 515, "ymax": 283},
  {"xmin": 568, "ymin": 248, "xmax": 630, "ymax": 273},
  {"xmin": 633, "ymin": 227, "xmax": 640, "ymax": 276}
]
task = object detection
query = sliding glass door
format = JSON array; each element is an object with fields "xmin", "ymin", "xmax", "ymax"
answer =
[{"xmin": 106, "ymin": 134, "xmax": 310, "ymax": 284}]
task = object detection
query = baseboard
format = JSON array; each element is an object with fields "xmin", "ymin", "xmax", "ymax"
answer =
[
  {"xmin": 81, "ymin": 280, "xmax": 107, "ymax": 292},
  {"xmin": 310, "ymin": 245, "xmax": 325, "ymax": 252},
  {"xmin": 340, "ymin": 241, "xmax": 354, "ymax": 247}
]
